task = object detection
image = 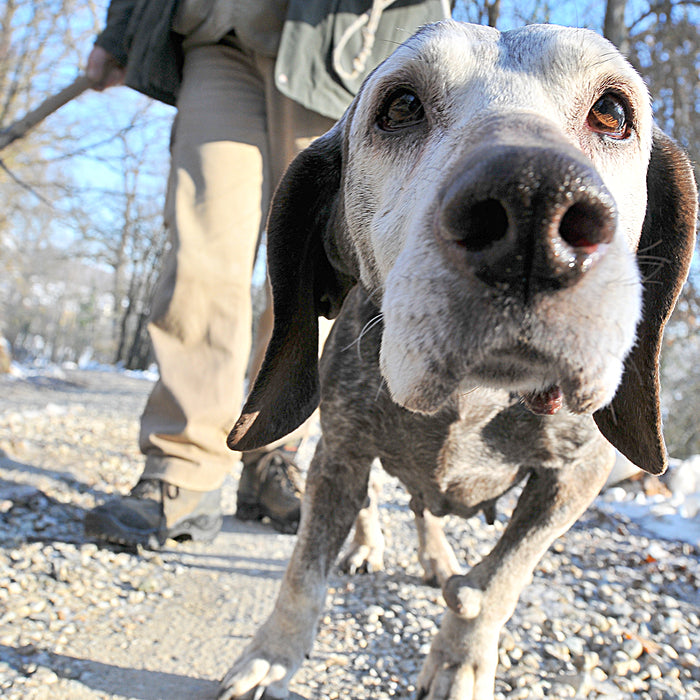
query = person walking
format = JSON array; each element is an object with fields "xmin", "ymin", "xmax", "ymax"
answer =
[{"xmin": 83, "ymin": 0, "xmax": 450, "ymax": 548}]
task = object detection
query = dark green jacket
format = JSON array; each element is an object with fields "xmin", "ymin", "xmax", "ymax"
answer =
[{"xmin": 96, "ymin": 0, "xmax": 448, "ymax": 118}]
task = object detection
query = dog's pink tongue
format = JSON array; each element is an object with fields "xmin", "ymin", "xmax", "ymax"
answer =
[{"xmin": 523, "ymin": 385, "xmax": 563, "ymax": 415}]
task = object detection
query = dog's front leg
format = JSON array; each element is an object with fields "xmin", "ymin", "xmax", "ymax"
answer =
[
  {"xmin": 219, "ymin": 437, "xmax": 371, "ymax": 700},
  {"xmin": 416, "ymin": 438, "xmax": 614, "ymax": 700},
  {"xmin": 411, "ymin": 497, "xmax": 463, "ymax": 588}
]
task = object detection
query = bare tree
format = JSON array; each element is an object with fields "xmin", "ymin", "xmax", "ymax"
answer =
[
  {"xmin": 63, "ymin": 99, "xmax": 171, "ymax": 367},
  {"xmin": 0, "ymin": 0, "xmax": 100, "ymax": 361},
  {"xmin": 0, "ymin": 1, "xmax": 174, "ymax": 368},
  {"xmin": 454, "ymin": 0, "xmax": 503, "ymax": 26}
]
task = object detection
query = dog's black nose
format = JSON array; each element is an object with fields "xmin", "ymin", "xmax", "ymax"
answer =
[{"xmin": 436, "ymin": 143, "xmax": 617, "ymax": 295}]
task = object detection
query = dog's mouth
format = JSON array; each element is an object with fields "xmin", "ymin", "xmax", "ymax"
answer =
[
  {"xmin": 521, "ymin": 385, "xmax": 564, "ymax": 415},
  {"xmin": 456, "ymin": 352, "xmax": 600, "ymax": 416}
]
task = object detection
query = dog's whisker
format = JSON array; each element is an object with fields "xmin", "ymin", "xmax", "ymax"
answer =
[
  {"xmin": 340, "ymin": 313, "xmax": 384, "ymax": 355},
  {"xmin": 374, "ymin": 377, "xmax": 387, "ymax": 402},
  {"xmin": 354, "ymin": 314, "xmax": 384, "ymax": 359},
  {"xmin": 636, "ymin": 254, "xmax": 669, "ymax": 263},
  {"xmin": 637, "ymin": 239, "xmax": 665, "ymax": 255}
]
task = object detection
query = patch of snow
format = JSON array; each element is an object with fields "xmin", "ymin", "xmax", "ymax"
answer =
[
  {"xmin": 8, "ymin": 362, "xmax": 66, "ymax": 380},
  {"xmin": 8, "ymin": 360, "xmax": 158, "ymax": 383},
  {"xmin": 599, "ymin": 455, "xmax": 700, "ymax": 548},
  {"xmin": 125, "ymin": 365, "xmax": 159, "ymax": 382}
]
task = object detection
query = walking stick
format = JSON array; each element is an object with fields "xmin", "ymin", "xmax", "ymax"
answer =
[{"xmin": 0, "ymin": 74, "xmax": 91, "ymax": 152}]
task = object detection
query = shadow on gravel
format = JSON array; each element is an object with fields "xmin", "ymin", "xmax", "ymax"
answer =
[
  {"xmin": 19, "ymin": 374, "xmax": 88, "ymax": 392},
  {"xmin": 0, "ymin": 644, "xmax": 221, "ymax": 699},
  {"xmin": 163, "ymin": 551, "xmax": 290, "ymax": 578},
  {"xmin": 218, "ymin": 513, "xmax": 302, "ymax": 541},
  {"xmin": 0, "ymin": 453, "xmax": 116, "ymax": 547},
  {"xmin": 156, "ymin": 516, "xmax": 294, "ymax": 579},
  {"xmin": 0, "ymin": 453, "xmax": 113, "ymax": 500},
  {"xmin": 0, "ymin": 473, "xmax": 92, "ymax": 547}
]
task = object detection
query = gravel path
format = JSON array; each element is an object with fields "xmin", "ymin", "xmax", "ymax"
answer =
[{"xmin": 1, "ymin": 368, "xmax": 699, "ymax": 699}]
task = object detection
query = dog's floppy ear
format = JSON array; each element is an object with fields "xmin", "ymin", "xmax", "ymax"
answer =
[
  {"xmin": 228, "ymin": 122, "xmax": 355, "ymax": 452},
  {"xmin": 594, "ymin": 128, "xmax": 697, "ymax": 474}
]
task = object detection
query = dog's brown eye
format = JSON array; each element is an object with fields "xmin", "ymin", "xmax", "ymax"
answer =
[
  {"xmin": 377, "ymin": 89, "xmax": 425, "ymax": 131},
  {"xmin": 587, "ymin": 93, "xmax": 631, "ymax": 139}
]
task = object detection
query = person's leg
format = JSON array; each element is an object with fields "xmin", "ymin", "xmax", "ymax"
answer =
[
  {"xmin": 86, "ymin": 40, "xmax": 271, "ymax": 546},
  {"xmin": 140, "ymin": 42, "xmax": 269, "ymax": 491}
]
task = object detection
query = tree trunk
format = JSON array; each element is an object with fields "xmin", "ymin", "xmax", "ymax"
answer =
[
  {"xmin": 126, "ymin": 311, "xmax": 153, "ymax": 370},
  {"xmin": 603, "ymin": 0, "xmax": 629, "ymax": 54},
  {"xmin": 487, "ymin": 0, "xmax": 501, "ymax": 27},
  {"xmin": 114, "ymin": 268, "xmax": 138, "ymax": 365}
]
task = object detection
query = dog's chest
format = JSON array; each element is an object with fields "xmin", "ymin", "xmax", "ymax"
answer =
[
  {"xmin": 425, "ymin": 393, "xmax": 590, "ymax": 516},
  {"xmin": 374, "ymin": 392, "xmax": 544, "ymax": 515},
  {"xmin": 321, "ymin": 287, "xmax": 600, "ymax": 519}
]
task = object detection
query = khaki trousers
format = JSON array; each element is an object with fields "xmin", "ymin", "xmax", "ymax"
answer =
[{"xmin": 139, "ymin": 39, "xmax": 335, "ymax": 491}]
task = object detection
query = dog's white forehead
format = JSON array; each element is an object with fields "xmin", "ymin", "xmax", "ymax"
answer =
[{"xmin": 357, "ymin": 22, "xmax": 650, "ymax": 127}]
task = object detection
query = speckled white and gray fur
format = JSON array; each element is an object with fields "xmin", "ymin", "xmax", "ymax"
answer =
[
  {"xmin": 342, "ymin": 22, "xmax": 651, "ymax": 416},
  {"xmin": 220, "ymin": 21, "xmax": 696, "ymax": 700}
]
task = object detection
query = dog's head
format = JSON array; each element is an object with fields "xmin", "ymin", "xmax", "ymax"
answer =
[{"xmin": 230, "ymin": 22, "xmax": 697, "ymax": 474}]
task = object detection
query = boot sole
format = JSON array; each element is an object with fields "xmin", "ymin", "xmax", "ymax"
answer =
[
  {"xmin": 85, "ymin": 511, "xmax": 222, "ymax": 549},
  {"xmin": 84, "ymin": 510, "xmax": 158, "ymax": 548},
  {"xmin": 235, "ymin": 503, "xmax": 298, "ymax": 535}
]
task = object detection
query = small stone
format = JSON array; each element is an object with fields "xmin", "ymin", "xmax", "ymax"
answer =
[
  {"xmin": 364, "ymin": 605, "xmax": 384, "ymax": 624},
  {"xmin": 500, "ymin": 631, "xmax": 516, "ymax": 652},
  {"xmin": 672, "ymin": 634, "xmax": 692, "ymax": 651},
  {"xmin": 544, "ymin": 642, "xmax": 570, "ymax": 662},
  {"xmin": 575, "ymin": 651, "xmax": 600, "ymax": 671},
  {"xmin": 622, "ymin": 637, "xmax": 644, "ymax": 659},
  {"xmin": 508, "ymin": 646, "xmax": 523, "ymax": 662},
  {"xmin": 32, "ymin": 667, "xmax": 59, "ymax": 684},
  {"xmin": 137, "ymin": 575, "xmax": 160, "ymax": 593},
  {"xmin": 646, "ymin": 663, "xmax": 662, "ymax": 680}
]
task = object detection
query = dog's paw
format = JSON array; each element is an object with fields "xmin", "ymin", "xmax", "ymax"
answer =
[
  {"xmin": 338, "ymin": 541, "xmax": 385, "ymax": 575},
  {"xmin": 415, "ymin": 611, "xmax": 498, "ymax": 700},
  {"xmin": 218, "ymin": 623, "xmax": 306, "ymax": 700},
  {"xmin": 218, "ymin": 653, "xmax": 293, "ymax": 700}
]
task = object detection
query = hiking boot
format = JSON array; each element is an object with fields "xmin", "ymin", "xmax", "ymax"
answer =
[
  {"xmin": 235, "ymin": 450, "xmax": 304, "ymax": 534},
  {"xmin": 84, "ymin": 479, "xmax": 222, "ymax": 548}
]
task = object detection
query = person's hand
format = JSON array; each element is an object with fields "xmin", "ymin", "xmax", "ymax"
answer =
[{"xmin": 86, "ymin": 45, "xmax": 126, "ymax": 91}]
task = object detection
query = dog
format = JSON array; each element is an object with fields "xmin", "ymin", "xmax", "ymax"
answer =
[{"xmin": 220, "ymin": 21, "xmax": 697, "ymax": 700}]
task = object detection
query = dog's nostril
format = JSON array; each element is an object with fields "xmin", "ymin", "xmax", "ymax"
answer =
[
  {"xmin": 445, "ymin": 198, "xmax": 509, "ymax": 251},
  {"xmin": 467, "ymin": 199, "xmax": 509, "ymax": 250},
  {"xmin": 558, "ymin": 201, "xmax": 614, "ymax": 250}
]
